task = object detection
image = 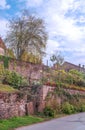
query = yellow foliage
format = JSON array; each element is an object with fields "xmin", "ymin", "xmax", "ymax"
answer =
[
  {"xmin": 20, "ymin": 51, "xmax": 42, "ymax": 64},
  {"xmin": 0, "ymin": 83, "xmax": 18, "ymax": 93},
  {"xmin": 0, "ymin": 64, "xmax": 4, "ymax": 76},
  {"xmin": 7, "ymin": 49, "xmax": 15, "ymax": 58}
]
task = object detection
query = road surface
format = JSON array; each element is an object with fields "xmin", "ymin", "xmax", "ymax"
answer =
[{"xmin": 16, "ymin": 113, "xmax": 85, "ymax": 130}]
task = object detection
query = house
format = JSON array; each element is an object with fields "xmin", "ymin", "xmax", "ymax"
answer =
[
  {"xmin": 62, "ymin": 61, "xmax": 85, "ymax": 72},
  {"xmin": 0, "ymin": 37, "xmax": 6, "ymax": 55},
  {"xmin": 53, "ymin": 61, "xmax": 85, "ymax": 73}
]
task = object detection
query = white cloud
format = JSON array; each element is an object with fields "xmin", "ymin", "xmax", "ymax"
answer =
[
  {"xmin": 44, "ymin": 39, "xmax": 60, "ymax": 65},
  {"xmin": 0, "ymin": 19, "xmax": 8, "ymax": 37},
  {"xmin": 43, "ymin": 0, "xmax": 84, "ymax": 41},
  {"xmin": 46, "ymin": 39, "xmax": 59, "ymax": 54},
  {"xmin": 0, "ymin": 0, "xmax": 10, "ymax": 9},
  {"xmin": 40, "ymin": 0, "xmax": 85, "ymax": 64}
]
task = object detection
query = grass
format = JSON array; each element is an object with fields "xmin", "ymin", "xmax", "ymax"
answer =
[
  {"xmin": 0, "ymin": 116, "xmax": 44, "ymax": 130},
  {"xmin": 0, "ymin": 83, "xmax": 18, "ymax": 93}
]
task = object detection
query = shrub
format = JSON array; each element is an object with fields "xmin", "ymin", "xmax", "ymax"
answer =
[
  {"xmin": 20, "ymin": 78, "xmax": 29, "ymax": 87},
  {"xmin": 62, "ymin": 102, "xmax": 75, "ymax": 114},
  {"xmin": 43, "ymin": 106, "xmax": 55, "ymax": 117},
  {"xmin": 3, "ymin": 70, "xmax": 29, "ymax": 89},
  {"xmin": 74, "ymin": 105, "xmax": 81, "ymax": 112},
  {"xmin": 45, "ymin": 99, "xmax": 62, "ymax": 114},
  {"xmin": 80, "ymin": 104, "xmax": 85, "ymax": 112},
  {"xmin": 3, "ymin": 70, "xmax": 22, "ymax": 88},
  {"xmin": 77, "ymin": 79, "xmax": 85, "ymax": 87},
  {"xmin": 32, "ymin": 80, "xmax": 41, "ymax": 86}
]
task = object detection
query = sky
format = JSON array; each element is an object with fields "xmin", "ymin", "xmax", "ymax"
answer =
[{"xmin": 0, "ymin": 0, "xmax": 85, "ymax": 66}]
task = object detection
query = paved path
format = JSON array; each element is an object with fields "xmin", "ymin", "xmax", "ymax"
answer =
[{"xmin": 16, "ymin": 113, "xmax": 85, "ymax": 130}]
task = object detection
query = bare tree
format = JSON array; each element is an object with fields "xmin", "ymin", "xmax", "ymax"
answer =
[
  {"xmin": 50, "ymin": 51, "xmax": 64, "ymax": 69},
  {"xmin": 50, "ymin": 51, "xmax": 64, "ymax": 87},
  {"xmin": 5, "ymin": 10, "xmax": 48, "ymax": 59}
]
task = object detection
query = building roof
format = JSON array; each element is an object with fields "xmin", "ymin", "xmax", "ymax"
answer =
[
  {"xmin": 0, "ymin": 37, "xmax": 6, "ymax": 49},
  {"xmin": 53, "ymin": 61, "xmax": 85, "ymax": 72}
]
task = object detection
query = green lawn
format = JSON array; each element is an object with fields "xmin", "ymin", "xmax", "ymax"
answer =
[{"xmin": 0, "ymin": 116, "xmax": 44, "ymax": 130}]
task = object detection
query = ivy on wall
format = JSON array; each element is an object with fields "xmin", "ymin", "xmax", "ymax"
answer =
[{"xmin": 0, "ymin": 55, "xmax": 11, "ymax": 68}]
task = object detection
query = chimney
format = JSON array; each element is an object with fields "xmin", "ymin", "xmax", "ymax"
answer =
[
  {"xmin": 79, "ymin": 64, "xmax": 81, "ymax": 71},
  {"xmin": 82, "ymin": 65, "xmax": 84, "ymax": 69},
  {"xmin": 79, "ymin": 64, "xmax": 81, "ymax": 67}
]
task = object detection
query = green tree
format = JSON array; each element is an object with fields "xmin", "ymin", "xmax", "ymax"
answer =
[{"xmin": 5, "ymin": 10, "xmax": 48, "ymax": 60}]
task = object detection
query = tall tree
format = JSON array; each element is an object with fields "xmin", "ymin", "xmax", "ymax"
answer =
[{"xmin": 5, "ymin": 10, "xmax": 48, "ymax": 60}]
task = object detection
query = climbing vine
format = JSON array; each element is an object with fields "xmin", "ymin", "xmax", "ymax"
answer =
[{"xmin": 0, "ymin": 55, "xmax": 10, "ymax": 68}]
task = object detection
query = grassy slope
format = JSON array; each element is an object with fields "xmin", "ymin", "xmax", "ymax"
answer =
[
  {"xmin": 0, "ymin": 84, "xmax": 18, "ymax": 93},
  {"xmin": 0, "ymin": 116, "xmax": 44, "ymax": 130}
]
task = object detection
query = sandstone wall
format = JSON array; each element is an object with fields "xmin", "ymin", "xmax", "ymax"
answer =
[
  {"xmin": 33, "ymin": 85, "xmax": 56, "ymax": 112},
  {"xmin": 36, "ymin": 85, "xmax": 85, "ymax": 112},
  {"xmin": 9, "ymin": 59, "xmax": 43, "ymax": 80},
  {"xmin": 0, "ymin": 58, "xmax": 43, "ymax": 81},
  {"xmin": 0, "ymin": 92, "xmax": 34, "ymax": 119},
  {"xmin": 0, "ymin": 85, "xmax": 85, "ymax": 119}
]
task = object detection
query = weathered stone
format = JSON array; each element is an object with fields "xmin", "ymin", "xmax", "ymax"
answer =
[
  {"xmin": 0, "ymin": 93, "xmax": 27, "ymax": 119},
  {"xmin": 26, "ymin": 102, "xmax": 34, "ymax": 115}
]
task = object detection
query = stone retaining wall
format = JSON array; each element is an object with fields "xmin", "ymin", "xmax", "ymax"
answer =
[
  {"xmin": 9, "ymin": 59, "xmax": 43, "ymax": 81},
  {"xmin": 1, "ymin": 85, "xmax": 85, "ymax": 119},
  {"xmin": 0, "ymin": 92, "xmax": 34, "ymax": 119},
  {"xmin": 36, "ymin": 85, "xmax": 85, "ymax": 112}
]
